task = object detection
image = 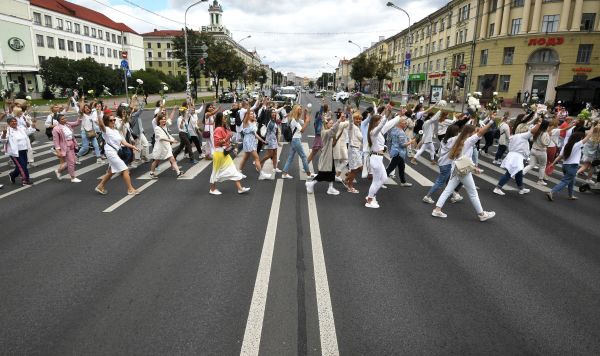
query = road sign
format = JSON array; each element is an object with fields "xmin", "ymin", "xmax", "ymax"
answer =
[
  {"xmin": 126, "ymin": 69, "xmax": 132, "ymax": 78},
  {"xmin": 458, "ymin": 64, "xmax": 467, "ymax": 71},
  {"xmin": 202, "ymin": 52, "xmax": 208, "ymax": 58},
  {"xmin": 200, "ymin": 44, "xmax": 208, "ymax": 51},
  {"xmin": 405, "ymin": 52, "xmax": 411, "ymax": 60},
  {"xmin": 121, "ymin": 51, "xmax": 128, "ymax": 59},
  {"xmin": 120, "ymin": 59, "xmax": 129, "ymax": 69},
  {"xmin": 404, "ymin": 59, "xmax": 411, "ymax": 67}
]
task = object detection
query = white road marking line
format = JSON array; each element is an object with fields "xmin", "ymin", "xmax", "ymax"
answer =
[
  {"xmin": 306, "ymin": 192, "xmax": 340, "ymax": 356},
  {"xmin": 28, "ymin": 154, "xmax": 95, "ymax": 179},
  {"xmin": 0, "ymin": 154, "xmax": 59, "ymax": 177},
  {"xmin": 0, "ymin": 142, "xmax": 55, "ymax": 163},
  {"xmin": 178, "ymin": 159, "xmax": 211, "ymax": 179},
  {"xmin": 240, "ymin": 179, "xmax": 283, "ymax": 356},
  {"xmin": 477, "ymin": 159, "xmax": 550, "ymax": 192},
  {"xmin": 137, "ymin": 155, "xmax": 186, "ymax": 180},
  {"xmin": 0, "ymin": 178, "xmax": 50, "ymax": 200},
  {"xmin": 389, "ymin": 154, "xmax": 432, "ymax": 186},
  {"xmin": 299, "ymin": 142, "xmax": 310, "ymax": 180},
  {"xmin": 415, "ymin": 155, "xmax": 517, "ymax": 191},
  {"xmin": 102, "ymin": 180, "xmax": 157, "ymax": 213}
]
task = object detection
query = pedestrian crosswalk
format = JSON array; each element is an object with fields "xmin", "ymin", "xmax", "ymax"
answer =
[{"xmin": 1, "ymin": 136, "xmax": 597, "ymax": 209}]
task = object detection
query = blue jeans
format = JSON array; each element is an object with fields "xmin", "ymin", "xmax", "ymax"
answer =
[
  {"xmin": 551, "ymin": 163, "xmax": 578, "ymax": 196},
  {"xmin": 10, "ymin": 150, "xmax": 30, "ymax": 182},
  {"xmin": 283, "ymin": 138, "xmax": 310, "ymax": 173},
  {"xmin": 498, "ymin": 170, "xmax": 524, "ymax": 189},
  {"xmin": 78, "ymin": 129, "xmax": 101, "ymax": 158},
  {"xmin": 427, "ymin": 164, "xmax": 451, "ymax": 197}
]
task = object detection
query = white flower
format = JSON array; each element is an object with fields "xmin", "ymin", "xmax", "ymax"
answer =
[
  {"xmin": 77, "ymin": 77, "xmax": 83, "ymax": 82},
  {"xmin": 166, "ymin": 118, "xmax": 172, "ymax": 126},
  {"xmin": 307, "ymin": 103, "xmax": 312, "ymax": 109},
  {"xmin": 87, "ymin": 89, "xmax": 94, "ymax": 94},
  {"xmin": 25, "ymin": 96, "xmax": 32, "ymax": 100},
  {"xmin": 418, "ymin": 130, "xmax": 424, "ymax": 135},
  {"xmin": 163, "ymin": 86, "xmax": 169, "ymax": 91},
  {"xmin": 467, "ymin": 93, "xmax": 472, "ymax": 97},
  {"xmin": 128, "ymin": 86, "xmax": 134, "ymax": 89},
  {"xmin": 136, "ymin": 79, "xmax": 143, "ymax": 85},
  {"xmin": 437, "ymin": 100, "xmax": 447, "ymax": 107},
  {"xmin": 493, "ymin": 91, "xmax": 498, "ymax": 96},
  {"xmin": 449, "ymin": 100, "xmax": 454, "ymax": 104}
]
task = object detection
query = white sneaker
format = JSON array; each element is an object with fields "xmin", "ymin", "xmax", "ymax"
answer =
[
  {"xmin": 274, "ymin": 168, "xmax": 282, "ymax": 173},
  {"xmin": 450, "ymin": 192, "xmax": 463, "ymax": 203},
  {"xmin": 258, "ymin": 172, "xmax": 271, "ymax": 180},
  {"xmin": 335, "ymin": 176, "xmax": 344, "ymax": 183},
  {"xmin": 365, "ymin": 199, "xmax": 380, "ymax": 208},
  {"xmin": 238, "ymin": 187, "xmax": 251, "ymax": 194},
  {"xmin": 519, "ymin": 188, "xmax": 530, "ymax": 195},
  {"xmin": 54, "ymin": 169, "xmax": 61, "ymax": 180},
  {"xmin": 327, "ymin": 187, "xmax": 340, "ymax": 195},
  {"xmin": 29, "ymin": 162, "xmax": 36, "ymax": 167},
  {"xmin": 400, "ymin": 182, "xmax": 412, "ymax": 187},
  {"xmin": 431, "ymin": 210, "xmax": 447, "ymax": 218},
  {"xmin": 96, "ymin": 158, "xmax": 105, "ymax": 164},
  {"xmin": 282, "ymin": 173, "xmax": 294, "ymax": 179},
  {"xmin": 209, "ymin": 189, "xmax": 222, "ymax": 195},
  {"xmin": 305, "ymin": 181, "xmax": 316, "ymax": 194},
  {"xmin": 537, "ymin": 180, "xmax": 547, "ymax": 186},
  {"xmin": 75, "ymin": 158, "xmax": 81, "ymax": 165},
  {"xmin": 422, "ymin": 196, "xmax": 435, "ymax": 204},
  {"xmin": 388, "ymin": 173, "xmax": 396, "ymax": 179},
  {"xmin": 381, "ymin": 185, "xmax": 388, "ymax": 189},
  {"xmin": 493, "ymin": 187, "xmax": 505, "ymax": 196},
  {"xmin": 479, "ymin": 211, "xmax": 496, "ymax": 221},
  {"xmin": 585, "ymin": 178, "xmax": 595, "ymax": 184},
  {"xmin": 71, "ymin": 178, "xmax": 82, "ymax": 183}
]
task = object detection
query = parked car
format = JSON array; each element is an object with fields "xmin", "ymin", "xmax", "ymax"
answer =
[
  {"xmin": 218, "ymin": 92, "xmax": 235, "ymax": 103},
  {"xmin": 308, "ymin": 89, "xmax": 315, "ymax": 94},
  {"xmin": 315, "ymin": 91, "xmax": 323, "ymax": 98},
  {"xmin": 278, "ymin": 86, "xmax": 297, "ymax": 102},
  {"xmin": 332, "ymin": 91, "xmax": 350, "ymax": 102}
]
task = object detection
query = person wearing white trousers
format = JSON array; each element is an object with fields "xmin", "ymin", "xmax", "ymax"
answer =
[
  {"xmin": 432, "ymin": 120, "xmax": 496, "ymax": 221},
  {"xmin": 411, "ymin": 110, "xmax": 443, "ymax": 165},
  {"xmin": 365, "ymin": 104, "xmax": 399, "ymax": 208},
  {"xmin": 523, "ymin": 120, "xmax": 550, "ymax": 185}
]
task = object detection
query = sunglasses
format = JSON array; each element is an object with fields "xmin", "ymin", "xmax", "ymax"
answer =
[{"xmin": 108, "ymin": 119, "xmax": 116, "ymax": 122}]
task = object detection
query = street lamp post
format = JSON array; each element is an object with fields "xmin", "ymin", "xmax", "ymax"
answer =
[
  {"xmin": 348, "ymin": 40, "xmax": 362, "ymax": 54},
  {"xmin": 238, "ymin": 35, "xmax": 251, "ymax": 44},
  {"xmin": 386, "ymin": 2, "xmax": 411, "ymax": 106},
  {"xmin": 184, "ymin": 0, "xmax": 208, "ymax": 102}
]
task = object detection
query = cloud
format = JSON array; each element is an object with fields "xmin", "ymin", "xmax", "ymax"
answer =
[{"xmin": 71, "ymin": 0, "xmax": 447, "ymax": 77}]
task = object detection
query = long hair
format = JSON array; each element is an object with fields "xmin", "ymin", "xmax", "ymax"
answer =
[
  {"xmin": 443, "ymin": 124, "xmax": 460, "ymax": 144},
  {"xmin": 563, "ymin": 131, "xmax": 585, "ymax": 160},
  {"xmin": 532, "ymin": 120, "xmax": 549, "ymax": 142},
  {"xmin": 591, "ymin": 126, "xmax": 600, "ymax": 144},
  {"xmin": 449, "ymin": 124, "xmax": 476, "ymax": 160},
  {"xmin": 289, "ymin": 105, "xmax": 302, "ymax": 121},
  {"xmin": 215, "ymin": 112, "xmax": 224, "ymax": 128},
  {"xmin": 511, "ymin": 113, "xmax": 525, "ymax": 133},
  {"xmin": 367, "ymin": 114, "xmax": 381, "ymax": 148}
]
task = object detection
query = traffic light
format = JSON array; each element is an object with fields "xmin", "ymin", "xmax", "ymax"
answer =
[{"xmin": 456, "ymin": 73, "xmax": 467, "ymax": 88}]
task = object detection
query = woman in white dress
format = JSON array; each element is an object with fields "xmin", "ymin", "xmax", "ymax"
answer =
[
  {"xmin": 95, "ymin": 107, "xmax": 140, "ymax": 195},
  {"xmin": 149, "ymin": 112, "xmax": 183, "ymax": 178}
]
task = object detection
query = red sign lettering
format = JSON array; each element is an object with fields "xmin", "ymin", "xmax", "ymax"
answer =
[{"xmin": 528, "ymin": 37, "xmax": 564, "ymax": 46}]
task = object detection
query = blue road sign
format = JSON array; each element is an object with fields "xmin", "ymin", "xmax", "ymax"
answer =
[
  {"xmin": 404, "ymin": 59, "xmax": 411, "ymax": 67},
  {"xmin": 126, "ymin": 69, "xmax": 132, "ymax": 78},
  {"xmin": 120, "ymin": 59, "xmax": 129, "ymax": 69}
]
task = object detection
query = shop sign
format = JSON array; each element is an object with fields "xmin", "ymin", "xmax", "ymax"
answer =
[
  {"xmin": 8, "ymin": 37, "xmax": 25, "ymax": 51},
  {"xmin": 451, "ymin": 71, "xmax": 460, "ymax": 77},
  {"xmin": 458, "ymin": 64, "xmax": 467, "ymax": 71},
  {"xmin": 428, "ymin": 72, "xmax": 446, "ymax": 79},
  {"xmin": 572, "ymin": 67, "xmax": 592, "ymax": 72},
  {"xmin": 528, "ymin": 37, "xmax": 564, "ymax": 46},
  {"xmin": 408, "ymin": 73, "xmax": 425, "ymax": 81}
]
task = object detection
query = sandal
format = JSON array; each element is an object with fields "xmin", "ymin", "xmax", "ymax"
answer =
[{"xmin": 347, "ymin": 187, "xmax": 359, "ymax": 194}]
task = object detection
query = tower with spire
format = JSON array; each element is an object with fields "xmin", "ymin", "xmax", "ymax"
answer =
[{"xmin": 202, "ymin": 0, "xmax": 230, "ymax": 37}]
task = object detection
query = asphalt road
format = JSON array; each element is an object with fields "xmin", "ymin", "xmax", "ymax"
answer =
[{"xmin": 1, "ymin": 92, "xmax": 599, "ymax": 355}]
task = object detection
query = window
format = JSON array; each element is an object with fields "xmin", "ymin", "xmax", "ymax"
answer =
[
  {"xmin": 425, "ymin": 44, "xmax": 429, "ymax": 55},
  {"xmin": 84, "ymin": 26, "xmax": 89, "ymax": 36},
  {"xmin": 167, "ymin": 43, "xmax": 171, "ymax": 49},
  {"xmin": 429, "ymin": 61, "xmax": 433, "ymax": 71},
  {"xmin": 46, "ymin": 36, "xmax": 54, "ymax": 49},
  {"xmin": 480, "ymin": 49, "xmax": 488, "ymax": 65},
  {"xmin": 67, "ymin": 40, "xmax": 74, "ymax": 51},
  {"xmin": 436, "ymin": 59, "xmax": 441, "ymax": 70},
  {"xmin": 147, "ymin": 51, "xmax": 153, "ymax": 58},
  {"xmin": 74, "ymin": 23, "xmax": 80, "ymax": 34},
  {"xmin": 503, "ymin": 47, "xmax": 515, "ymax": 64},
  {"xmin": 57, "ymin": 18, "xmax": 63, "ymax": 30},
  {"xmin": 85, "ymin": 44, "xmax": 91, "ymax": 54},
  {"xmin": 147, "ymin": 42, "xmax": 152, "ymax": 48},
  {"xmin": 167, "ymin": 51, "xmax": 173, "ymax": 58},
  {"xmin": 157, "ymin": 42, "xmax": 161, "ymax": 48},
  {"xmin": 581, "ymin": 13, "xmax": 596, "ymax": 31},
  {"xmin": 113, "ymin": 49, "xmax": 117, "ymax": 57},
  {"xmin": 118, "ymin": 51, "xmax": 122, "ymax": 58},
  {"xmin": 106, "ymin": 32, "xmax": 110, "ymax": 41},
  {"xmin": 107, "ymin": 48, "xmax": 112, "ymax": 57},
  {"xmin": 512, "ymin": 0, "xmax": 524, "ymax": 6},
  {"xmin": 446, "ymin": 36, "xmax": 450, "ymax": 48},
  {"xmin": 66, "ymin": 21, "xmax": 72, "ymax": 32},
  {"xmin": 112, "ymin": 34, "xmax": 116, "ymax": 43},
  {"xmin": 33, "ymin": 12, "xmax": 41, "ymax": 25},
  {"xmin": 510, "ymin": 18, "xmax": 521, "ymax": 35},
  {"xmin": 93, "ymin": 45, "xmax": 98, "ymax": 55},
  {"xmin": 123, "ymin": 37, "xmax": 127, "ymax": 45},
  {"xmin": 490, "ymin": 0, "xmax": 498, "ymax": 12},
  {"xmin": 541, "ymin": 15, "xmax": 559, "ymax": 33},
  {"xmin": 440, "ymin": 19, "xmax": 445, "ymax": 32},
  {"xmin": 44, "ymin": 15, "xmax": 52, "ymax": 27},
  {"xmin": 117, "ymin": 35, "xmax": 121, "ymax": 44},
  {"xmin": 91, "ymin": 28, "xmax": 96, "ymax": 37},
  {"xmin": 499, "ymin": 75, "xmax": 510, "ymax": 92},
  {"xmin": 573, "ymin": 74, "xmax": 588, "ymax": 81},
  {"xmin": 157, "ymin": 52, "xmax": 162, "ymax": 58},
  {"xmin": 458, "ymin": 4, "xmax": 470, "ymax": 22},
  {"xmin": 447, "ymin": 11, "xmax": 452, "ymax": 27},
  {"xmin": 36, "ymin": 34, "xmax": 44, "ymax": 47},
  {"xmin": 576, "ymin": 44, "xmax": 593, "ymax": 64},
  {"xmin": 58, "ymin": 38, "xmax": 65, "ymax": 50},
  {"xmin": 433, "ymin": 22, "xmax": 437, "ymax": 34},
  {"xmin": 168, "ymin": 61, "xmax": 172, "ymax": 67},
  {"xmin": 38, "ymin": 56, "xmax": 46, "ymax": 64},
  {"xmin": 158, "ymin": 61, "xmax": 163, "ymax": 67},
  {"xmin": 100, "ymin": 47, "xmax": 104, "ymax": 56},
  {"xmin": 76, "ymin": 42, "xmax": 82, "ymax": 53},
  {"xmin": 169, "ymin": 71, "xmax": 173, "ymax": 76},
  {"xmin": 148, "ymin": 61, "xmax": 153, "ymax": 67},
  {"xmin": 431, "ymin": 42, "xmax": 436, "ymax": 53},
  {"xmin": 443, "ymin": 58, "xmax": 447, "ymax": 70},
  {"xmin": 439, "ymin": 39, "xmax": 443, "ymax": 51},
  {"xmin": 98, "ymin": 30, "xmax": 103, "ymax": 39},
  {"xmin": 417, "ymin": 63, "xmax": 421, "ymax": 72},
  {"xmin": 488, "ymin": 23, "xmax": 495, "ymax": 37}
]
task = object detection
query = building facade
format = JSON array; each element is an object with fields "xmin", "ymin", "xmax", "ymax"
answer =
[
  {"xmin": 142, "ymin": 30, "xmax": 182, "ymax": 77},
  {"xmin": 472, "ymin": 0, "xmax": 600, "ymax": 105},
  {"xmin": 0, "ymin": 0, "xmax": 144, "ymax": 98}
]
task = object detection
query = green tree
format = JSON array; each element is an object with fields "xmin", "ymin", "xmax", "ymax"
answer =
[
  {"xmin": 223, "ymin": 55, "xmax": 246, "ymax": 91},
  {"xmin": 373, "ymin": 57, "xmax": 395, "ymax": 96},
  {"xmin": 350, "ymin": 54, "xmax": 376, "ymax": 91},
  {"xmin": 40, "ymin": 57, "xmax": 122, "ymax": 96},
  {"xmin": 308, "ymin": 80, "xmax": 314, "ymax": 89}
]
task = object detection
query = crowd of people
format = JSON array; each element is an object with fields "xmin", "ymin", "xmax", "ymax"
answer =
[{"xmin": 2, "ymin": 94, "xmax": 599, "ymax": 220}]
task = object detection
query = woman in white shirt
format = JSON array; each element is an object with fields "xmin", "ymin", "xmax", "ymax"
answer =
[
  {"xmin": 76, "ymin": 100, "xmax": 103, "ymax": 164},
  {"xmin": 203, "ymin": 103, "xmax": 221, "ymax": 159},
  {"xmin": 1, "ymin": 116, "xmax": 36, "ymax": 185},
  {"xmin": 547, "ymin": 127, "xmax": 596, "ymax": 201},
  {"xmin": 494, "ymin": 121, "xmax": 541, "ymax": 196},
  {"xmin": 523, "ymin": 120, "xmax": 550, "ymax": 185},
  {"xmin": 432, "ymin": 120, "xmax": 496, "ymax": 221},
  {"xmin": 95, "ymin": 107, "xmax": 140, "ymax": 195},
  {"xmin": 281, "ymin": 105, "xmax": 313, "ymax": 179}
]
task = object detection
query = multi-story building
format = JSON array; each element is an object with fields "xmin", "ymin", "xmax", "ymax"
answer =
[
  {"xmin": 1, "ymin": 0, "xmax": 144, "ymax": 98},
  {"xmin": 335, "ymin": 58, "xmax": 352, "ymax": 91},
  {"xmin": 142, "ymin": 30, "xmax": 182, "ymax": 77},
  {"xmin": 472, "ymin": 0, "xmax": 600, "ymax": 105}
]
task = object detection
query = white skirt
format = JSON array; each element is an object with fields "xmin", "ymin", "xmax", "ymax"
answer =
[{"xmin": 105, "ymin": 149, "xmax": 128, "ymax": 173}]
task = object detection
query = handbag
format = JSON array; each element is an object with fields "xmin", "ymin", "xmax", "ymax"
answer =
[
  {"xmin": 86, "ymin": 129, "xmax": 97, "ymax": 138},
  {"xmin": 454, "ymin": 155, "xmax": 476, "ymax": 176},
  {"xmin": 106, "ymin": 142, "xmax": 127, "ymax": 161}
]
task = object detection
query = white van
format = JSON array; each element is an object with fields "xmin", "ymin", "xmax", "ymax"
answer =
[{"xmin": 279, "ymin": 86, "xmax": 297, "ymax": 102}]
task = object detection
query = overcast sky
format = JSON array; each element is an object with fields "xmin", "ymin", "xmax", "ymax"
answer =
[{"xmin": 72, "ymin": 0, "xmax": 447, "ymax": 77}]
